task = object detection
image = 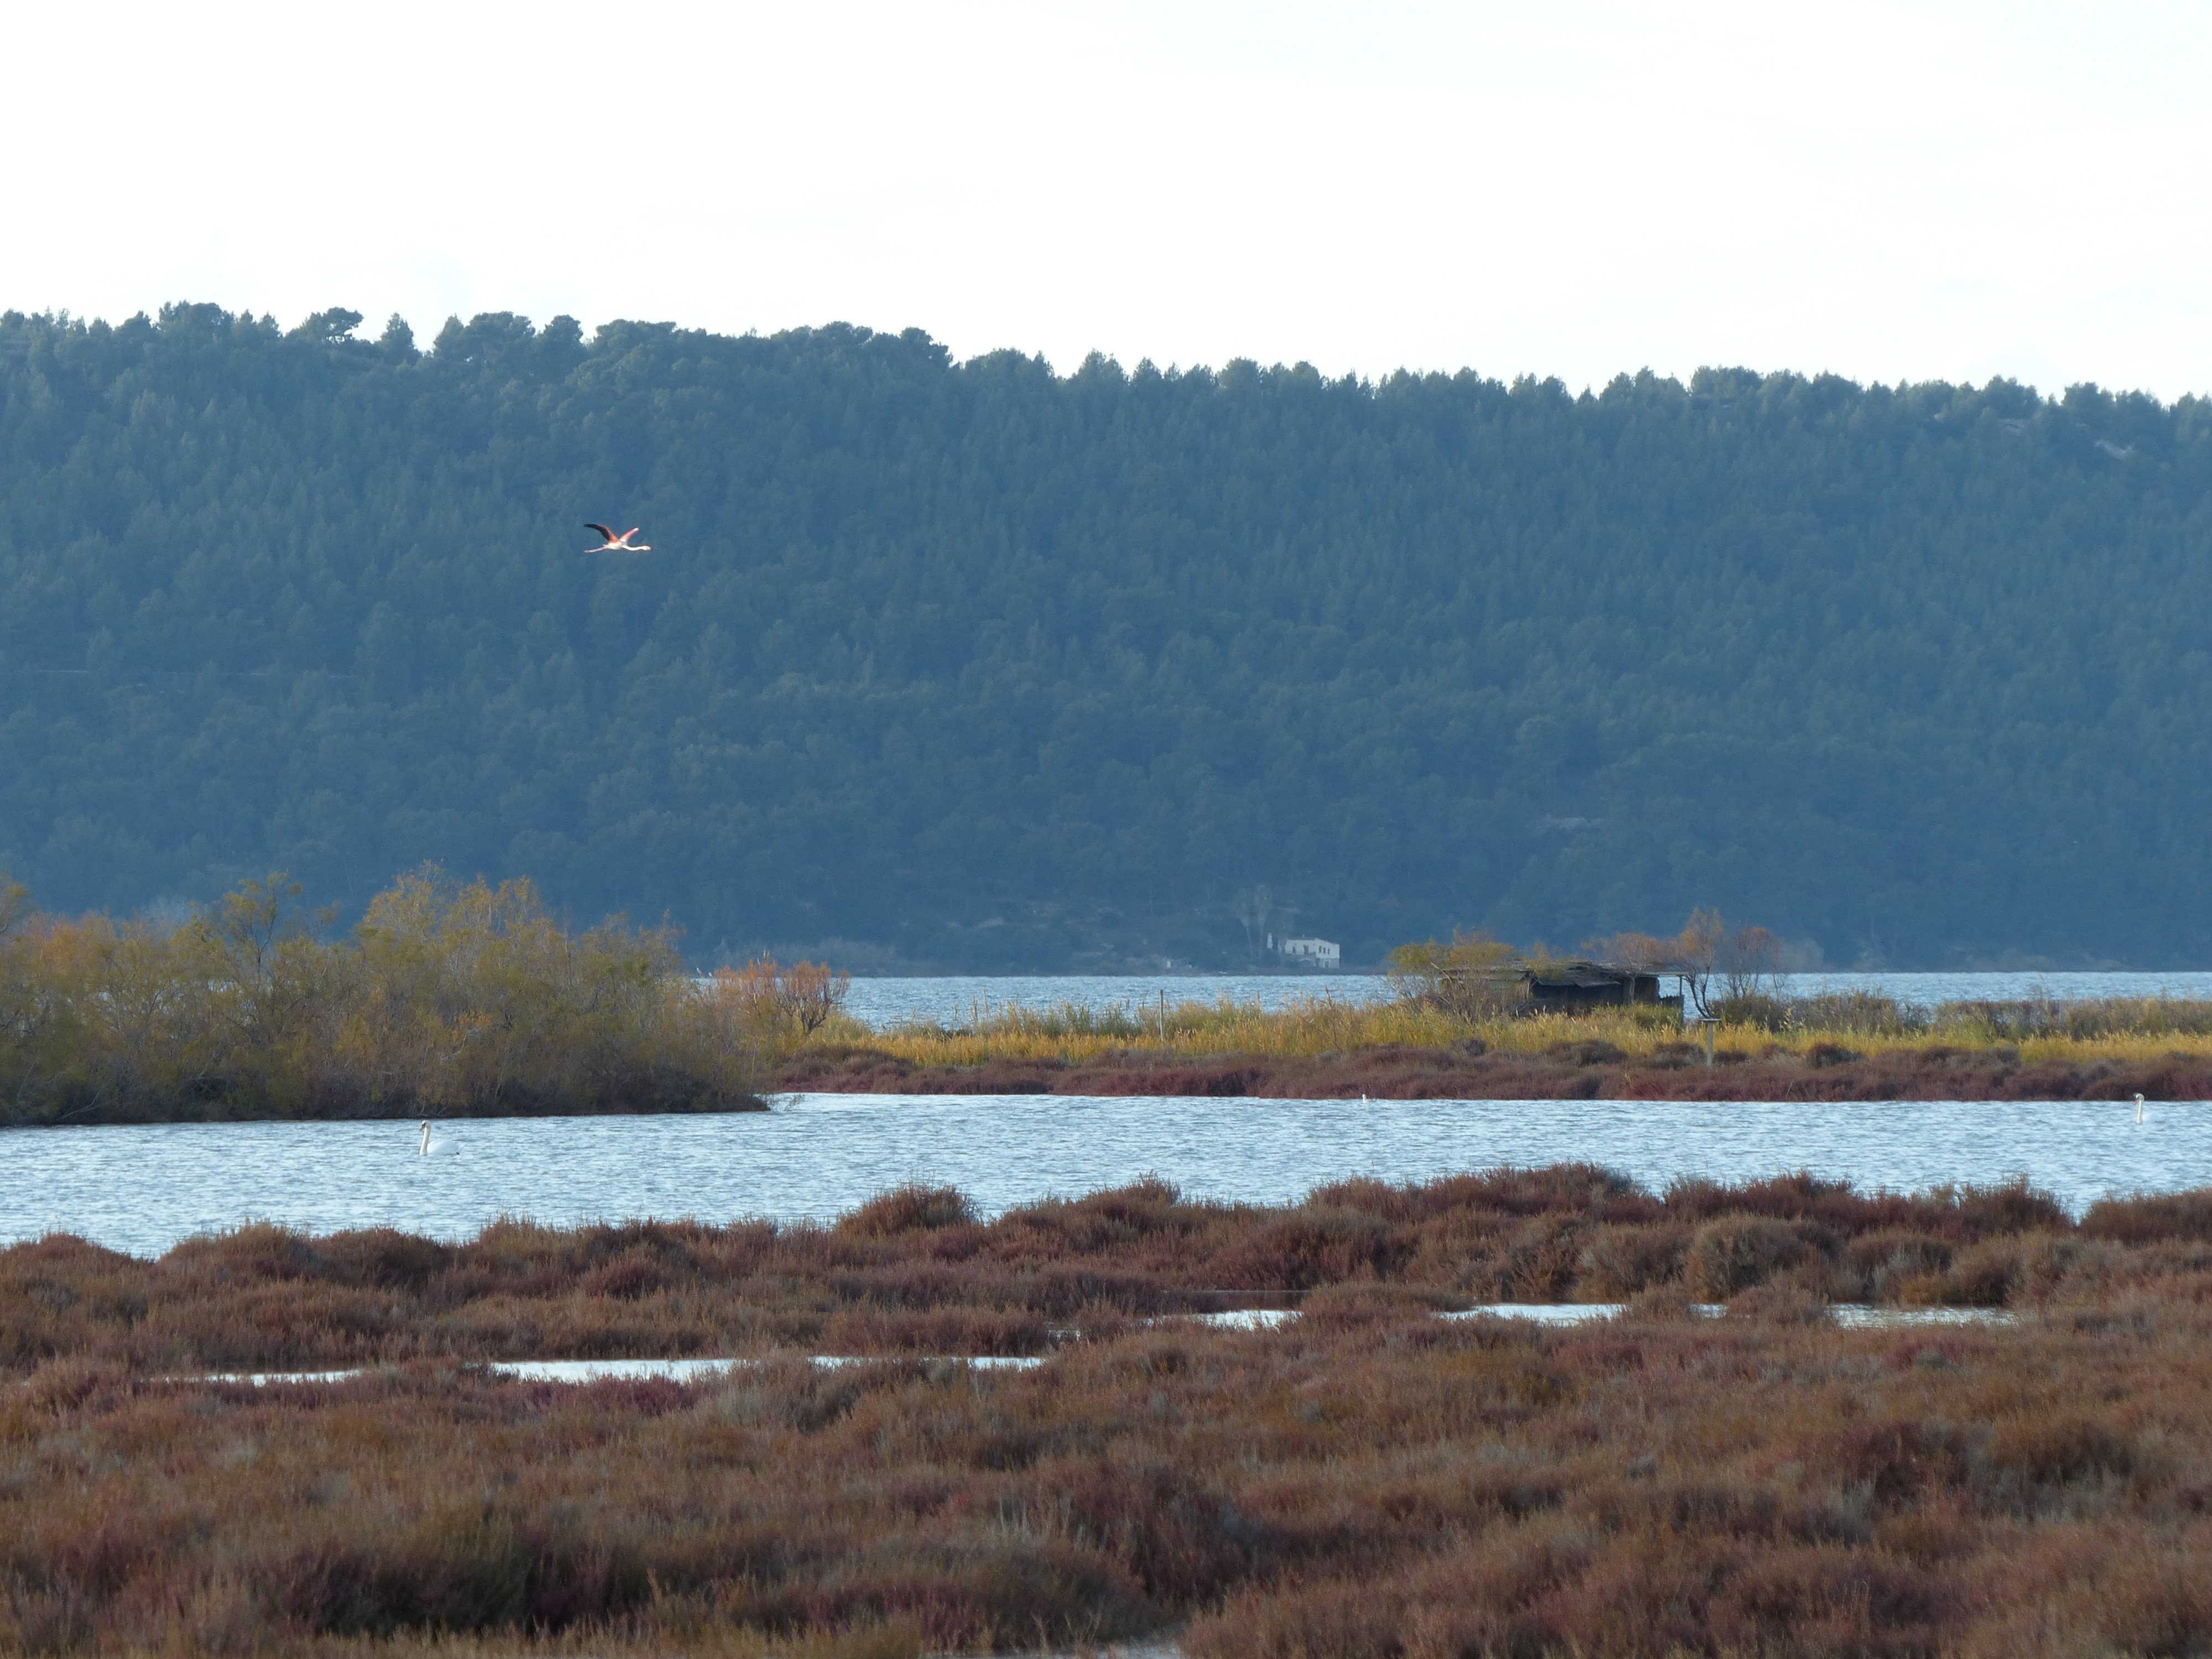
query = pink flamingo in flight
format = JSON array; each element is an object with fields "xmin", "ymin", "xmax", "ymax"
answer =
[{"xmin": 583, "ymin": 523, "xmax": 651, "ymax": 553}]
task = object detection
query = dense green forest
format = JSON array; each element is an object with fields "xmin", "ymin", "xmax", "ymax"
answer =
[{"xmin": 2, "ymin": 302, "xmax": 2208, "ymax": 969}]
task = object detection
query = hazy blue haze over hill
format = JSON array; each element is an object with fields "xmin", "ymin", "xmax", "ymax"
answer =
[{"xmin": 1, "ymin": 302, "xmax": 2208, "ymax": 969}]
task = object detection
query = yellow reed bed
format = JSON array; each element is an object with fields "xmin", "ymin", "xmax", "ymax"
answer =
[{"xmin": 796, "ymin": 992, "xmax": 2212, "ymax": 1071}]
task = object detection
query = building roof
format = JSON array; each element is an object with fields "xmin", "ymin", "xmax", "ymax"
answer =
[{"xmin": 1519, "ymin": 959, "xmax": 1665, "ymax": 988}]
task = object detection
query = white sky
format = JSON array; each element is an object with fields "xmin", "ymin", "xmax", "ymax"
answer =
[{"xmin": 13, "ymin": 1, "xmax": 2212, "ymax": 399}]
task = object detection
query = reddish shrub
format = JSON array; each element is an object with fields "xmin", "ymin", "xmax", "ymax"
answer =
[
  {"xmin": 836, "ymin": 1185, "xmax": 978, "ymax": 1238},
  {"xmin": 314, "ymin": 1227, "xmax": 455, "ymax": 1290},
  {"xmin": 1214, "ymin": 1208, "xmax": 1409, "ymax": 1291},
  {"xmin": 163, "ymin": 1222, "xmax": 327, "ymax": 1282},
  {"xmin": 1945, "ymin": 1237, "xmax": 2026, "ymax": 1306},
  {"xmin": 579, "ymin": 1250, "xmax": 670, "ymax": 1301},
  {"xmin": 1709, "ymin": 1545, "xmax": 1950, "ymax": 1656},
  {"xmin": 1725, "ymin": 1280, "xmax": 1834, "ymax": 1324},
  {"xmin": 1985, "ymin": 1413, "xmax": 2135, "ymax": 1489},
  {"xmin": 1484, "ymin": 1214, "xmax": 1588, "ymax": 1301},
  {"xmin": 1301, "ymin": 1176, "xmax": 1418, "ymax": 1223},
  {"xmin": 1947, "ymin": 1177, "xmax": 2072, "ymax": 1239},
  {"xmin": 1576, "ymin": 1223, "xmax": 1691, "ymax": 1298},
  {"xmin": 2083, "ymin": 1188, "xmax": 2212, "ymax": 1245},
  {"xmin": 1687, "ymin": 1217, "xmax": 1815, "ymax": 1300},
  {"xmin": 1545, "ymin": 1037, "xmax": 1626, "ymax": 1066},
  {"xmin": 1845, "ymin": 1230, "xmax": 1954, "ymax": 1301},
  {"xmin": 1438, "ymin": 1162, "xmax": 1653, "ymax": 1222}
]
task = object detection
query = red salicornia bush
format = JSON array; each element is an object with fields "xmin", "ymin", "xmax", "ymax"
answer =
[
  {"xmin": 4, "ymin": 1168, "xmax": 2198, "ymax": 1378},
  {"xmin": 10, "ymin": 1170, "xmax": 2212, "ymax": 1656}
]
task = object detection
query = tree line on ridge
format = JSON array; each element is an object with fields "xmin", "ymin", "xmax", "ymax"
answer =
[{"xmin": 2, "ymin": 302, "xmax": 2209, "ymax": 968}]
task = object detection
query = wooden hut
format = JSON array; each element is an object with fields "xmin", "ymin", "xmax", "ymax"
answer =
[{"xmin": 1519, "ymin": 960, "xmax": 1679, "ymax": 1011}]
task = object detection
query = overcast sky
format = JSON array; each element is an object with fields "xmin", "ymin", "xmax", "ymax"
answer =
[{"xmin": 14, "ymin": 1, "xmax": 2210, "ymax": 398}]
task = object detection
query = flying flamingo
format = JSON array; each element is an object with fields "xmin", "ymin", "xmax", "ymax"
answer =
[{"xmin": 583, "ymin": 523, "xmax": 652, "ymax": 552}]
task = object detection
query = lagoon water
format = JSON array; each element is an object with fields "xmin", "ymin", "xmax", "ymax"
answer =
[
  {"xmin": 7, "ymin": 1092, "xmax": 2209, "ymax": 1259},
  {"xmin": 847, "ymin": 971, "xmax": 2212, "ymax": 1028}
]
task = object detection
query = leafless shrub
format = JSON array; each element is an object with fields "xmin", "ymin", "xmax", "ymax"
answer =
[
  {"xmin": 713, "ymin": 956, "xmax": 852, "ymax": 1039},
  {"xmin": 1384, "ymin": 929, "xmax": 1524, "ymax": 1021}
]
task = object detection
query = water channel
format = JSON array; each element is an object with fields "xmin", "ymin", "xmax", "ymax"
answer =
[{"xmin": 8, "ymin": 1092, "xmax": 2205, "ymax": 1258}]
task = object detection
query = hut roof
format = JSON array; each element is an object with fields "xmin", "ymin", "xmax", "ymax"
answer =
[{"xmin": 1519, "ymin": 959, "xmax": 1665, "ymax": 987}]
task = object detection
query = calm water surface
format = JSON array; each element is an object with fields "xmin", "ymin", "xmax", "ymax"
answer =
[
  {"xmin": 847, "ymin": 971, "xmax": 2212, "ymax": 1027},
  {"xmin": 7, "ymin": 1094, "xmax": 2208, "ymax": 1258}
]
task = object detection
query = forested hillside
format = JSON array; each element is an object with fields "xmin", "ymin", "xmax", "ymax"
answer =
[{"xmin": 2, "ymin": 302, "xmax": 2208, "ymax": 969}]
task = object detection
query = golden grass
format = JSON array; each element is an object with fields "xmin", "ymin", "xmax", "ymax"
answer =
[
  {"xmin": 801, "ymin": 992, "xmax": 2212, "ymax": 1073},
  {"xmin": 804, "ymin": 994, "xmax": 1469, "ymax": 1067}
]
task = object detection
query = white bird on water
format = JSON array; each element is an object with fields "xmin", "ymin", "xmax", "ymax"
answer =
[
  {"xmin": 419, "ymin": 1120, "xmax": 458, "ymax": 1157},
  {"xmin": 583, "ymin": 523, "xmax": 651, "ymax": 553},
  {"xmin": 2136, "ymin": 1092, "xmax": 2148, "ymax": 1125}
]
